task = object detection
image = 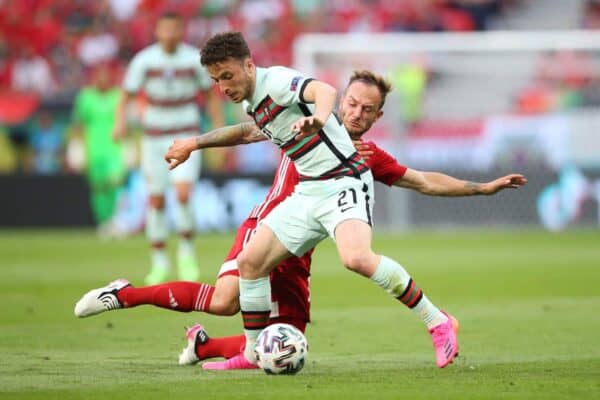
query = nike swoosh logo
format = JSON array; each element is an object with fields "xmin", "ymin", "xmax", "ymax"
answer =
[{"xmin": 340, "ymin": 207, "xmax": 355, "ymax": 212}]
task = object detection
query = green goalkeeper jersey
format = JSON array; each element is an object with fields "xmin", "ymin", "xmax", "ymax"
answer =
[{"xmin": 73, "ymin": 86, "xmax": 123, "ymax": 162}]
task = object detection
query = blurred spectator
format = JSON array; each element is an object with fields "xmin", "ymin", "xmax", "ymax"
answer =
[
  {"xmin": 31, "ymin": 8, "xmax": 62, "ymax": 54},
  {"xmin": 537, "ymin": 50, "xmax": 594, "ymax": 90},
  {"xmin": 389, "ymin": 56, "xmax": 428, "ymax": 125},
  {"xmin": 0, "ymin": 0, "xmax": 520, "ymax": 175},
  {"xmin": 10, "ymin": 46, "xmax": 56, "ymax": 97},
  {"xmin": 582, "ymin": 0, "xmax": 600, "ymax": 29},
  {"xmin": 30, "ymin": 112, "xmax": 64, "ymax": 174},
  {"xmin": 449, "ymin": 0, "xmax": 504, "ymax": 30},
  {"xmin": 107, "ymin": 0, "xmax": 142, "ymax": 21},
  {"xmin": 49, "ymin": 32, "xmax": 86, "ymax": 96},
  {"xmin": 515, "ymin": 50, "xmax": 592, "ymax": 114},
  {"xmin": 127, "ymin": 7, "xmax": 156, "ymax": 51},
  {"xmin": 63, "ymin": 3, "xmax": 94, "ymax": 34},
  {"xmin": 0, "ymin": 0, "xmax": 514, "ymax": 101},
  {"xmin": 77, "ymin": 19, "xmax": 119, "ymax": 67},
  {"xmin": 0, "ymin": 33, "xmax": 9, "ymax": 89},
  {"xmin": 5, "ymin": 120, "xmax": 31, "ymax": 173}
]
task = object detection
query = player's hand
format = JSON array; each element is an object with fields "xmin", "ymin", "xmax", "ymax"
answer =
[
  {"xmin": 112, "ymin": 120, "xmax": 127, "ymax": 141},
  {"xmin": 483, "ymin": 174, "xmax": 528, "ymax": 195},
  {"xmin": 291, "ymin": 116, "xmax": 324, "ymax": 141},
  {"xmin": 353, "ymin": 139, "xmax": 373, "ymax": 160},
  {"xmin": 164, "ymin": 137, "xmax": 196, "ymax": 170}
]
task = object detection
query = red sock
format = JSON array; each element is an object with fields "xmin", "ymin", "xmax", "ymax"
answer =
[
  {"xmin": 116, "ymin": 282, "xmax": 215, "ymax": 312},
  {"xmin": 196, "ymin": 334, "xmax": 245, "ymax": 360}
]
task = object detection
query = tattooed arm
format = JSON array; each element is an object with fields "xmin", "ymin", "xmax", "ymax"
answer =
[
  {"xmin": 393, "ymin": 168, "xmax": 527, "ymax": 196},
  {"xmin": 194, "ymin": 122, "xmax": 266, "ymax": 148},
  {"xmin": 164, "ymin": 122, "xmax": 266, "ymax": 169}
]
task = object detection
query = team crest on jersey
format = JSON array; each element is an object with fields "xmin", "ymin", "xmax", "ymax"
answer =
[
  {"xmin": 163, "ymin": 68, "xmax": 174, "ymax": 81},
  {"xmin": 290, "ymin": 76, "xmax": 302, "ymax": 91}
]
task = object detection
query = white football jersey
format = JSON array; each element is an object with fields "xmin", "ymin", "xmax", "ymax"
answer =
[
  {"xmin": 123, "ymin": 43, "xmax": 212, "ymax": 135},
  {"xmin": 243, "ymin": 66, "xmax": 369, "ymax": 180}
]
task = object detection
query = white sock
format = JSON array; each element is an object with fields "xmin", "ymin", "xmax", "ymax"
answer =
[
  {"xmin": 239, "ymin": 276, "xmax": 271, "ymax": 362},
  {"xmin": 175, "ymin": 201, "xmax": 195, "ymax": 259},
  {"xmin": 177, "ymin": 237, "xmax": 195, "ymax": 260},
  {"xmin": 370, "ymin": 255, "xmax": 447, "ymax": 329},
  {"xmin": 146, "ymin": 207, "xmax": 169, "ymax": 269},
  {"xmin": 151, "ymin": 248, "xmax": 169, "ymax": 270}
]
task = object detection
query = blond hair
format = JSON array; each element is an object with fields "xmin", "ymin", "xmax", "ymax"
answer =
[{"xmin": 346, "ymin": 70, "xmax": 392, "ymax": 109}]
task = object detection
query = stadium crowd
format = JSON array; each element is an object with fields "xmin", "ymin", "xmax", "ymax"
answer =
[
  {"xmin": 1, "ymin": 0, "xmax": 594, "ymax": 176},
  {"xmin": 0, "ymin": 0, "xmax": 514, "ymax": 99}
]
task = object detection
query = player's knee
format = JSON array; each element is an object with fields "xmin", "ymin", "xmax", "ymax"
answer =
[
  {"xmin": 237, "ymin": 248, "xmax": 273, "ymax": 279},
  {"xmin": 210, "ymin": 295, "xmax": 239, "ymax": 316},
  {"xmin": 236, "ymin": 250, "xmax": 255, "ymax": 276},
  {"xmin": 176, "ymin": 191, "xmax": 190, "ymax": 204},
  {"xmin": 149, "ymin": 195, "xmax": 165, "ymax": 209},
  {"xmin": 341, "ymin": 253, "xmax": 376, "ymax": 276}
]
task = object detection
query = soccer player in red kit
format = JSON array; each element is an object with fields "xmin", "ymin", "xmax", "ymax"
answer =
[{"xmin": 75, "ymin": 70, "xmax": 526, "ymax": 369}]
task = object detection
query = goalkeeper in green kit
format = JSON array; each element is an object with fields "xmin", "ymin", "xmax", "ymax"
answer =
[{"xmin": 72, "ymin": 64, "xmax": 126, "ymax": 228}]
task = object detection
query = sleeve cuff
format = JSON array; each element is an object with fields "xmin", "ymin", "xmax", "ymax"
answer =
[{"xmin": 299, "ymin": 78, "xmax": 315, "ymax": 104}]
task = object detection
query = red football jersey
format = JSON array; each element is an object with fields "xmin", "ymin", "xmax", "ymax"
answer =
[
  {"xmin": 364, "ymin": 141, "xmax": 408, "ymax": 185},
  {"xmin": 247, "ymin": 155, "xmax": 298, "ymax": 220}
]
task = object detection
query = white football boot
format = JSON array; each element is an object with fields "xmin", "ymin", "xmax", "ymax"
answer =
[
  {"xmin": 178, "ymin": 324, "xmax": 209, "ymax": 365},
  {"xmin": 74, "ymin": 279, "xmax": 131, "ymax": 318}
]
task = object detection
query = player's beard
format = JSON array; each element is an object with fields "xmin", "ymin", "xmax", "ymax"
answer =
[{"xmin": 342, "ymin": 116, "xmax": 369, "ymax": 138}]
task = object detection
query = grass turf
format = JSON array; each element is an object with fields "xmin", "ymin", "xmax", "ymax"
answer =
[{"xmin": 0, "ymin": 229, "xmax": 599, "ymax": 399}]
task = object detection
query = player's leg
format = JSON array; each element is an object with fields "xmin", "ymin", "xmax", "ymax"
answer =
[
  {"xmin": 336, "ymin": 222, "xmax": 459, "ymax": 367},
  {"xmin": 75, "ymin": 217, "xmax": 259, "ymax": 319},
  {"xmin": 236, "ymin": 223, "xmax": 293, "ymax": 362},
  {"xmin": 322, "ymin": 176, "xmax": 458, "ymax": 367},
  {"xmin": 74, "ymin": 278, "xmax": 216, "ymax": 317},
  {"xmin": 87, "ymin": 159, "xmax": 112, "ymax": 225},
  {"xmin": 142, "ymin": 136, "xmax": 171, "ymax": 284},
  {"xmin": 335, "ymin": 218, "xmax": 443, "ymax": 323},
  {"xmin": 199, "ymin": 317, "xmax": 307, "ymax": 371},
  {"xmin": 237, "ymin": 192, "xmax": 323, "ymax": 363},
  {"xmin": 331, "ymin": 178, "xmax": 459, "ymax": 367},
  {"xmin": 102, "ymin": 148, "xmax": 127, "ymax": 223},
  {"xmin": 74, "ymin": 257, "xmax": 247, "ymax": 318},
  {"xmin": 146, "ymin": 194, "xmax": 170, "ymax": 284},
  {"xmin": 176, "ymin": 271, "xmax": 243, "ymax": 366},
  {"xmin": 170, "ymin": 138, "xmax": 202, "ymax": 281},
  {"xmin": 200, "ymin": 255, "xmax": 311, "ymax": 370}
]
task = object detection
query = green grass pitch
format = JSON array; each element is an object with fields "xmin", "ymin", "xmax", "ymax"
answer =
[{"xmin": 1, "ymin": 229, "xmax": 599, "ymax": 399}]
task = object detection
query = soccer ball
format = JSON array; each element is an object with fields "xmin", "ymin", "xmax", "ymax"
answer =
[{"xmin": 254, "ymin": 323, "xmax": 308, "ymax": 375}]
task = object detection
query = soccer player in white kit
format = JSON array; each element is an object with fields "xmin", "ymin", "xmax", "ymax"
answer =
[
  {"xmin": 167, "ymin": 32, "xmax": 461, "ymax": 368},
  {"xmin": 113, "ymin": 12, "xmax": 223, "ymax": 285}
]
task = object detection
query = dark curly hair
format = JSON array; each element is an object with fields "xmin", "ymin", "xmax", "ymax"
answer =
[{"xmin": 200, "ymin": 32, "xmax": 251, "ymax": 66}]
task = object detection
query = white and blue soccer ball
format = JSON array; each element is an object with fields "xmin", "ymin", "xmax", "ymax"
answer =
[{"xmin": 254, "ymin": 323, "xmax": 308, "ymax": 375}]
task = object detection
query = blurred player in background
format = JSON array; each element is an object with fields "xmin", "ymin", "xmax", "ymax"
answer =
[
  {"xmin": 113, "ymin": 12, "xmax": 223, "ymax": 284},
  {"xmin": 76, "ymin": 69, "xmax": 526, "ymax": 369},
  {"xmin": 72, "ymin": 63, "xmax": 125, "ymax": 229}
]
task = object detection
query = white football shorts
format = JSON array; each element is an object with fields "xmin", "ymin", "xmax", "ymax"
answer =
[
  {"xmin": 141, "ymin": 133, "xmax": 201, "ymax": 195},
  {"xmin": 262, "ymin": 172, "xmax": 374, "ymax": 256}
]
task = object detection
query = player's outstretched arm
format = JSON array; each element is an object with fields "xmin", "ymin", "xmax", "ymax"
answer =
[
  {"xmin": 394, "ymin": 169, "xmax": 527, "ymax": 196},
  {"xmin": 164, "ymin": 122, "xmax": 264, "ymax": 169},
  {"xmin": 292, "ymin": 80, "xmax": 337, "ymax": 140}
]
